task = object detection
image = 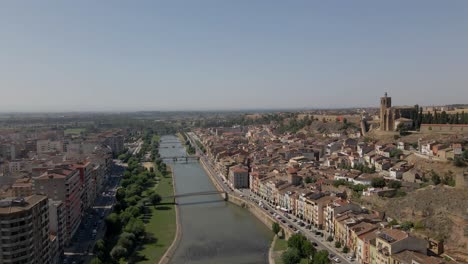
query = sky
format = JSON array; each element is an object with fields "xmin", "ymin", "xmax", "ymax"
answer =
[{"xmin": 0, "ymin": 1, "xmax": 467, "ymax": 112}]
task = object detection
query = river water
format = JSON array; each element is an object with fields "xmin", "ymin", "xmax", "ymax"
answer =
[{"xmin": 159, "ymin": 135, "xmax": 273, "ymax": 264}]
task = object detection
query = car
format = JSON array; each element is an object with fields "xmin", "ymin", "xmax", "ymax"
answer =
[
  {"xmin": 288, "ymin": 224, "xmax": 293, "ymax": 228},
  {"xmin": 329, "ymin": 254, "xmax": 335, "ymax": 259},
  {"xmin": 333, "ymin": 257, "xmax": 341, "ymax": 263},
  {"xmin": 281, "ymin": 219, "xmax": 286, "ymax": 223},
  {"xmin": 240, "ymin": 194, "xmax": 244, "ymax": 197},
  {"xmin": 269, "ymin": 211, "xmax": 274, "ymax": 215},
  {"xmin": 292, "ymin": 219, "xmax": 297, "ymax": 222},
  {"xmin": 294, "ymin": 229, "xmax": 300, "ymax": 234},
  {"xmin": 299, "ymin": 222, "xmax": 305, "ymax": 227},
  {"xmin": 346, "ymin": 256, "xmax": 355, "ymax": 261},
  {"xmin": 312, "ymin": 242, "xmax": 318, "ymax": 247}
]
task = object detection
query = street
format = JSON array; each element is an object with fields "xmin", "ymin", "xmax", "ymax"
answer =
[{"xmin": 62, "ymin": 162, "xmax": 123, "ymax": 264}]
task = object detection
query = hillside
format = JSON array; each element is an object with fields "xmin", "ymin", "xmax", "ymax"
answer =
[{"xmin": 359, "ymin": 185, "xmax": 468, "ymax": 262}]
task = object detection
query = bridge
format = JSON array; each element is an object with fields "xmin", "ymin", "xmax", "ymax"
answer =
[
  {"xmin": 160, "ymin": 140, "xmax": 182, "ymax": 144},
  {"xmin": 163, "ymin": 190, "xmax": 228, "ymax": 201},
  {"xmin": 161, "ymin": 156, "xmax": 199, "ymax": 163}
]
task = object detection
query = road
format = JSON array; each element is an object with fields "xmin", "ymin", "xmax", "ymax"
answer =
[
  {"xmin": 63, "ymin": 162, "xmax": 124, "ymax": 264},
  {"xmin": 187, "ymin": 132, "xmax": 353, "ymax": 264}
]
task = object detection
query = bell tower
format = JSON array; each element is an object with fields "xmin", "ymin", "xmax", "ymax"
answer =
[{"xmin": 380, "ymin": 92, "xmax": 392, "ymax": 130}]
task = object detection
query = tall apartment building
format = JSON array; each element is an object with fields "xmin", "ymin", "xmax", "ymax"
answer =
[
  {"xmin": 32, "ymin": 166, "xmax": 82, "ymax": 244},
  {"xmin": 0, "ymin": 195, "xmax": 50, "ymax": 264},
  {"xmin": 48, "ymin": 199, "xmax": 66, "ymax": 261},
  {"xmin": 72, "ymin": 161, "xmax": 94, "ymax": 209}
]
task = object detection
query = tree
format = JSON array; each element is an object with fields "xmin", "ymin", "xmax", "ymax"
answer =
[
  {"xmin": 105, "ymin": 213, "xmax": 121, "ymax": 234},
  {"xmin": 110, "ymin": 245, "xmax": 127, "ymax": 260},
  {"xmin": 281, "ymin": 248, "xmax": 301, "ymax": 264},
  {"xmin": 93, "ymin": 239, "xmax": 106, "ymax": 259},
  {"xmin": 387, "ymin": 180, "xmax": 402, "ymax": 189},
  {"xmin": 117, "ymin": 233, "xmax": 134, "ymax": 250},
  {"xmin": 313, "ymin": 250, "xmax": 330, "ymax": 264},
  {"xmin": 453, "ymin": 156, "xmax": 466, "ymax": 167},
  {"xmin": 371, "ymin": 178, "xmax": 386, "ymax": 188},
  {"xmin": 124, "ymin": 217, "xmax": 145, "ymax": 237},
  {"xmin": 327, "ymin": 236, "xmax": 333, "ymax": 242},
  {"xmin": 401, "ymin": 221, "xmax": 414, "ymax": 231},
  {"xmin": 89, "ymin": 258, "xmax": 103, "ymax": 264},
  {"xmin": 431, "ymin": 171, "xmax": 441, "ymax": 185},
  {"xmin": 288, "ymin": 234, "xmax": 307, "ymax": 251},
  {"xmin": 305, "ymin": 176, "xmax": 313, "ymax": 184},
  {"xmin": 150, "ymin": 193, "xmax": 162, "ymax": 205},
  {"xmin": 343, "ymin": 246, "xmax": 349, "ymax": 253},
  {"xmin": 335, "ymin": 241, "xmax": 341, "ymax": 248},
  {"xmin": 272, "ymin": 222, "xmax": 281, "ymax": 235},
  {"xmin": 301, "ymin": 239, "xmax": 316, "ymax": 259}
]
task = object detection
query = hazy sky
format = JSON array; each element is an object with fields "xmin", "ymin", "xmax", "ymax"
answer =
[{"xmin": 1, "ymin": 1, "xmax": 467, "ymax": 112}]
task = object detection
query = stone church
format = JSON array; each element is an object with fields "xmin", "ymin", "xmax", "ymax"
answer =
[{"xmin": 379, "ymin": 93, "xmax": 418, "ymax": 131}]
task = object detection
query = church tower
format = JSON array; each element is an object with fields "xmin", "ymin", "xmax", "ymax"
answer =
[{"xmin": 380, "ymin": 92, "xmax": 392, "ymax": 130}]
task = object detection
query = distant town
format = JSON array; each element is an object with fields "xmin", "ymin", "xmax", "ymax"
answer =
[{"xmin": 0, "ymin": 94, "xmax": 467, "ymax": 264}]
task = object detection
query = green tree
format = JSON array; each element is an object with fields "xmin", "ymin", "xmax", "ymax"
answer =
[
  {"xmin": 93, "ymin": 239, "xmax": 106, "ymax": 259},
  {"xmin": 453, "ymin": 156, "xmax": 466, "ymax": 167},
  {"xmin": 401, "ymin": 221, "xmax": 414, "ymax": 231},
  {"xmin": 305, "ymin": 176, "xmax": 313, "ymax": 184},
  {"xmin": 301, "ymin": 239, "xmax": 316, "ymax": 259},
  {"xmin": 431, "ymin": 171, "xmax": 441, "ymax": 185},
  {"xmin": 343, "ymin": 246, "xmax": 349, "ymax": 253},
  {"xmin": 387, "ymin": 180, "xmax": 402, "ymax": 189},
  {"xmin": 117, "ymin": 232, "xmax": 135, "ymax": 250},
  {"xmin": 150, "ymin": 193, "xmax": 162, "ymax": 205},
  {"xmin": 105, "ymin": 213, "xmax": 121, "ymax": 234},
  {"xmin": 288, "ymin": 234, "xmax": 307, "ymax": 251},
  {"xmin": 124, "ymin": 217, "xmax": 145, "ymax": 237},
  {"xmin": 281, "ymin": 248, "xmax": 301, "ymax": 264},
  {"xmin": 313, "ymin": 250, "xmax": 330, "ymax": 264},
  {"xmin": 272, "ymin": 222, "xmax": 281, "ymax": 235},
  {"xmin": 327, "ymin": 235, "xmax": 333, "ymax": 242},
  {"xmin": 371, "ymin": 178, "xmax": 386, "ymax": 188},
  {"xmin": 335, "ymin": 241, "xmax": 341, "ymax": 248},
  {"xmin": 110, "ymin": 245, "xmax": 127, "ymax": 260},
  {"xmin": 89, "ymin": 257, "xmax": 103, "ymax": 264}
]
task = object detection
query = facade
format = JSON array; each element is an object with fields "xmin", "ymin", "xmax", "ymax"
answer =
[
  {"xmin": 32, "ymin": 166, "xmax": 82, "ymax": 244},
  {"xmin": 0, "ymin": 195, "xmax": 50, "ymax": 264},
  {"xmin": 228, "ymin": 165, "xmax": 249, "ymax": 189},
  {"xmin": 420, "ymin": 124, "xmax": 468, "ymax": 134},
  {"xmin": 48, "ymin": 199, "xmax": 66, "ymax": 259},
  {"xmin": 379, "ymin": 93, "xmax": 417, "ymax": 132},
  {"xmin": 36, "ymin": 140, "xmax": 63, "ymax": 154}
]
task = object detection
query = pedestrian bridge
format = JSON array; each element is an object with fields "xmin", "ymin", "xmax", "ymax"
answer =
[{"xmin": 164, "ymin": 191, "xmax": 228, "ymax": 201}]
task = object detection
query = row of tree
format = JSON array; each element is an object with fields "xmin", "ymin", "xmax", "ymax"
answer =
[
  {"xmin": 91, "ymin": 134, "xmax": 163, "ymax": 263},
  {"xmin": 281, "ymin": 234, "xmax": 331, "ymax": 264}
]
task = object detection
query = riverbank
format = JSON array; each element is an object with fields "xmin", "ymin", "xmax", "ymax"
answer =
[
  {"xmin": 136, "ymin": 167, "xmax": 177, "ymax": 264},
  {"xmin": 158, "ymin": 166, "xmax": 181, "ymax": 264}
]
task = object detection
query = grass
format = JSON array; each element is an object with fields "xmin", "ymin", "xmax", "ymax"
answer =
[
  {"xmin": 133, "ymin": 169, "xmax": 176, "ymax": 263},
  {"xmin": 64, "ymin": 128, "xmax": 86, "ymax": 135},
  {"xmin": 273, "ymin": 238, "xmax": 308, "ymax": 264},
  {"xmin": 274, "ymin": 237, "xmax": 288, "ymax": 251}
]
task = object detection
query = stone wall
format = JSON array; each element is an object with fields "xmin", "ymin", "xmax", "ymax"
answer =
[{"xmin": 420, "ymin": 124, "xmax": 468, "ymax": 134}]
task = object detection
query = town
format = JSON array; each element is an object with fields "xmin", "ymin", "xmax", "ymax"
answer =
[
  {"xmin": 0, "ymin": 94, "xmax": 467, "ymax": 264},
  {"xmin": 189, "ymin": 93, "xmax": 468, "ymax": 264}
]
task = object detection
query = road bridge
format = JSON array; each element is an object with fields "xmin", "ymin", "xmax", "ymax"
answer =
[{"xmin": 163, "ymin": 190, "xmax": 228, "ymax": 201}]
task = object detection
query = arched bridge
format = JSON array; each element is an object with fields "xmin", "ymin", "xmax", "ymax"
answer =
[{"xmin": 163, "ymin": 191, "xmax": 228, "ymax": 201}]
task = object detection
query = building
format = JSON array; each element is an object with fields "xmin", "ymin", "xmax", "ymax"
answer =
[
  {"xmin": 379, "ymin": 93, "xmax": 418, "ymax": 132},
  {"xmin": 32, "ymin": 166, "xmax": 82, "ymax": 244},
  {"xmin": 228, "ymin": 165, "xmax": 249, "ymax": 189},
  {"xmin": 375, "ymin": 228, "xmax": 427, "ymax": 264},
  {"xmin": 0, "ymin": 195, "xmax": 50, "ymax": 264},
  {"xmin": 48, "ymin": 199, "xmax": 66, "ymax": 260},
  {"xmin": 36, "ymin": 139, "xmax": 63, "ymax": 154}
]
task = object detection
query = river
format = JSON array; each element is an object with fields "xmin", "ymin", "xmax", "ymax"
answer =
[{"xmin": 159, "ymin": 135, "xmax": 273, "ymax": 264}]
